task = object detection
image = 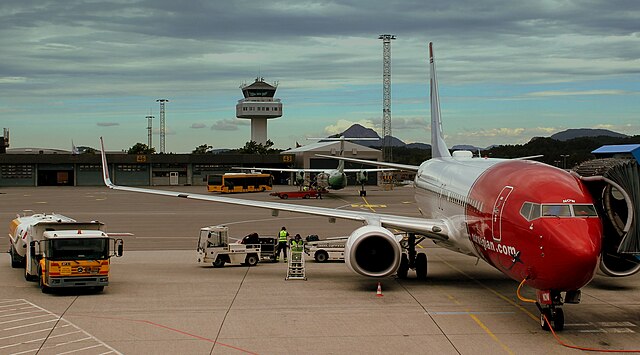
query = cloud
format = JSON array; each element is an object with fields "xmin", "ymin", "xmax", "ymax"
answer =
[
  {"xmin": 190, "ymin": 123, "xmax": 206, "ymax": 129},
  {"xmin": 0, "ymin": 77, "xmax": 26, "ymax": 84},
  {"xmin": 211, "ymin": 119, "xmax": 248, "ymax": 131},
  {"xmin": 324, "ymin": 119, "xmax": 378, "ymax": 135},
  {"xmin": 526, "ymin": 90, "xmax": 629, "ymax": 97},
  {"xmin": 97, "ymin": 122, "xmax": 119, "ymax": 127},
  {"xmin": 392, "ymin": 117, "xmax": 428, "ymax": 130},
  {"xmin": 461, "ymin": 127, "xmax": 526, "ymax": 138}
]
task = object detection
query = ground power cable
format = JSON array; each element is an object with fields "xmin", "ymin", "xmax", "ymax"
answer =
[
  {"xmin": 209, "ymin": 265, "xmax": 255, "ymax": 355},
  {"xmin": 35, "ymin": 295, "xmax": 79, "ymax": 355},
  {"xmin": 517, "ymin": 279, "xmax": 640, "ymax": 353}
]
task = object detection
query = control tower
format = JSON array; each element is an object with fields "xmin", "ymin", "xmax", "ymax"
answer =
[{"xmin": 236, "ymin": 77, "xmax": 282, "ymax": 144}]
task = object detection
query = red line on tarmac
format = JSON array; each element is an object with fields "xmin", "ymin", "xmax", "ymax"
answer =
[{"xmin": 77, "ymin": 315, "xmax": 259, "ymax": 355}]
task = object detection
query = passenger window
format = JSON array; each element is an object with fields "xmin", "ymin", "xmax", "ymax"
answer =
[
  {"xmin": 573, "ymin": 204, "xmax": 598, "ymax": 217},
  {"xmin": 542, "ymin": 204, "xmax": 571, "ymax": 217}
]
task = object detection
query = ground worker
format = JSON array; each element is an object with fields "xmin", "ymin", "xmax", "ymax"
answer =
[{"xmin": 277, "ymin": 227, "xmax": 289, "ymax": 262}]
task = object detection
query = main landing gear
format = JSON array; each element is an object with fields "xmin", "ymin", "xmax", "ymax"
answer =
[
  {"xmin": 535, "ymin": 289, "xmax": 580, "ymax": 331},
  {"xmin": 359, "ymin": 183, "xmax": 367, "ymax": 197},
  {"xmin": 397, "ymin": 233, "xmax": 427, "ymax": 280}
]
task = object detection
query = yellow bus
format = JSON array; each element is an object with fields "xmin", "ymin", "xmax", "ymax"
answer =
[{"xmin": 207, "ymin": 173, "xmax": 273, "ymax": 193}]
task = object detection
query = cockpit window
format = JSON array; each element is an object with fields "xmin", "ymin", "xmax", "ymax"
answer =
[
  {"xmin": 521, "ymin": 202, "xmax": 597, "ymax": 221},
  {"xmin": 520, "ymin": 202, "xmax": 533, "ymax": 220},
  {"xmin": 542, "ymin": 204, "xmax": 571, "ymax": 217},
  {"xmin": 573, "ymin": 204, "xmax": 598, "ymax": 217},
  {"xmin": 520, "ymin": 202, "xmax": 541, "ymax": 221}
]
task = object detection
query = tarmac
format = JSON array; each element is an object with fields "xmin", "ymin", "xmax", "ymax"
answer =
[{"xmin": 1, "ymin": 185, "xmax": 640, "ymax": 354}]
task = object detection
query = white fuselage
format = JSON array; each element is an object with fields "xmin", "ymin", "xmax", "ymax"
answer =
[{"xmin": 413, "ymin": 154, "xmax": 504, "ymax": 257}]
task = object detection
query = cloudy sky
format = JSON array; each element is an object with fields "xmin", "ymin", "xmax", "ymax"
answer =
[{"xmin": 1, "ymin": 0, "xmax": 639, "ymax": 152}]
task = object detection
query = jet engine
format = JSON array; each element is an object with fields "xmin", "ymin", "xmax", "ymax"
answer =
[
  {"xmin": 574, "ymin": 158, "xmax": 640, "ymax": 277},
  {"xmin": 344, "ymin": 225, "xmax": 402, "ymax": 277},
  {"xmin": 355, "ymin": 170, "xmax": 368, "ymax": 185},
  {"xmin": 294, "ymin": 171, "xmax": 305, "ymax": 186}
]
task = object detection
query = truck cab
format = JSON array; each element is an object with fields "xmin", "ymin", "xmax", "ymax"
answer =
[
  {"xmin": 30, "ymin": 230, "xmax": 123, "ymax": 292},
  {"xmin": 196, "ymin": 225, "xmax": 261, "ymax": 267}
]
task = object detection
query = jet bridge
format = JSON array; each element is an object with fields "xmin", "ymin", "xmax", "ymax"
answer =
[{"xmin": 573, "ymin": 158, "xmax": 640, "ymax": 277}]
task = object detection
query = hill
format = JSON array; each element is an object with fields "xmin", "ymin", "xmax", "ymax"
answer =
[{"xmin": 550, "ymin": 128, "xmax": 628, "ymax": 141}]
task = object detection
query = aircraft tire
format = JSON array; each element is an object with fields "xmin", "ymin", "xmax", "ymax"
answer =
[
  {"xmin": 552, "ymin": 308, "xmax": 564, "ymax": 331},
  {"xmin": 415, "ymin": 253, "xmax": 427, "ymax": 280},
  {"xmin": 397, "ymin": 254, "xmax": 409, "ymax": 279},
  {"xmin": 540, "ymin": 309, "xmax": 552, "ymax": 331}
]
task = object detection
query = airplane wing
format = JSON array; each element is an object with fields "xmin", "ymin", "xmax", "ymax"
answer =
[
  {"xmin": 233, "ymin": 167, "xmax": 328, "ymax": 173},
  {"xmin": 100, "ymin": 138, "xmax": 448, "ymax": 240},
  {"xmin": 315, "ymin": 154, "xmax": 420, "ymax": 172},
  {"xmin": 233, "ymin": 167, "xmax": 395, "ymax": 173},
  {"xmin": 343, "ymin": 168, "xmax": 395, "ymax": 173}
]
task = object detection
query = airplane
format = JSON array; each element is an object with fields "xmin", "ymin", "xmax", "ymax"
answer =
[
  {"xmin": 99, "ymin": 42, "xmax": 638, "ymax": 332},
  {"xmin": 234, "ymin": 137, "xmax": 393, "ymax": 196}
]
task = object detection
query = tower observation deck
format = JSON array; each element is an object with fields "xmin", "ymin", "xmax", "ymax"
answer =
[{"xmin": 236, "ymin": 77, "xmax": 283, "ymax": 145}]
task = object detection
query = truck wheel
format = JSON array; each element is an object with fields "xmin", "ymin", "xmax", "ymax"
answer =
[
  {"xmin": 10, "ymin": 246, "xmax": 24, "ymax": 268},
  {"xmin": 213, "ymin": 257, "xmax": 225, "ymax": 268},
  {"xmin": 303, "ymin": 194, "xmax": 310, "ymax": 199},
  {"xmin": 245, "ymin": 254, "xmax": 259, "ymax": 266},
  {"xmin": 315, "ymin": 251, "xmax": 329, "ymax": 263},
  {"xmin": 25, "ymin": 271, "xmax": 37, "ymax": 282},
  {"xmin": 281, "ymin": 194, "xmax": 288, "ymax": 199},
  {"xmin": 39, "ymin": 272, "xmax": 50, "ymax": 294},
  {"xmin": 93, "ymin": 286, "xmax": 105, "ymax": 293}
]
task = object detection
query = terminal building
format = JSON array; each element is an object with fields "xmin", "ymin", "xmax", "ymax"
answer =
[
  {"xmin": 0, "ymin": 151, "xmax": 293, "ymax": 187},
  {"xmin": 0, "ymin": 142, "xmax": 385, "ymax": 187}
]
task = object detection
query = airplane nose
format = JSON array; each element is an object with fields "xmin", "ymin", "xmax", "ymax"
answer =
[{"xmin": 534, "ymin": 220, "xmax": 601, "ymax": 290}]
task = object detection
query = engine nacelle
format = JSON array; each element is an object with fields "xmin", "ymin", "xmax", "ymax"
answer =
[
  {"xmin": 355, "ymin": 170, "xmax": 368, "ymax": 184},
  {"xmin": 344, "ymin": 225, "xmax": 402, "ymax": 277},
  {"xmin": 599, "ymin": 246, "xmax": 640, "ymax": 277}
]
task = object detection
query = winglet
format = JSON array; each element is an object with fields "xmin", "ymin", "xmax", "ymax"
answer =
[
  {"xmin": 99, "ymin": 137, "xmax": 114, "ymax": 188},
  {"xmin": 429, "ymin": 42, "xmax": 451, "ymax": 159}
]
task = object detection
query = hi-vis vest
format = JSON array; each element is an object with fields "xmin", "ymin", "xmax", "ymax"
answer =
[{"xmin": 279, "ymin": 230, "xmax": 288, "ymax": 242}]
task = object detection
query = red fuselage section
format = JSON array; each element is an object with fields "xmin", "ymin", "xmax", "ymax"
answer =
[{"xmin": 416, "ymin": 156, "xmax": 603, "ymax": 292}]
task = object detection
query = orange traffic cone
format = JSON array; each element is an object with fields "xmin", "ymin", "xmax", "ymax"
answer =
[{"xmin": 376, "ymin": 282, "xmax": 383, "ymax": 297}]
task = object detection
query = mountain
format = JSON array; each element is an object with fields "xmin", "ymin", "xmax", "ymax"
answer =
[
  {"xmin": 339, "ymin": 124, "xmax": 380, "ymax": 139},
  {"xmin": 550, "ymin": 128, "xmax": 628, "ymax": 141},
  {"xmin": 330, "ymin": 124, "xmax": 406, "ymax": 147},
  {"xmin": 406, "ymin": 142, "xmax": 431, "ymax": 150}
]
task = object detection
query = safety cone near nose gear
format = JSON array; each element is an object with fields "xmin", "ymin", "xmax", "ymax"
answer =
[{"xmin": 376, "ymin": 282, "xmax": 383, "ymax": 297}]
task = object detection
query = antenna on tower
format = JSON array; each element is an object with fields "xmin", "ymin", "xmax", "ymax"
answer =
[
  {"xmin": 379, "ymin": 34, "xmax": 396, "ymax": 162},
  {"xmin": 156, "ymin": 99, "xmax": 169, "ymax": 153}
]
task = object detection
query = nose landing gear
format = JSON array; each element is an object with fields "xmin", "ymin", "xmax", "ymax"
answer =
[{"xmin": 536, "ymin": 290, "xmax": 565, "ymax": 331}]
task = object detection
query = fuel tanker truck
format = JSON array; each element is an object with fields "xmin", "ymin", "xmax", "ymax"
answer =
[{"xmin": 8, "ymin": 212, "xmax": 123, "ymax": 292}]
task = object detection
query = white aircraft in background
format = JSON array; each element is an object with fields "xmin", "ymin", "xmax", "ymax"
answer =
[
  {"xmin": 100, "ymin": 42, "xmax": 638, "ymax": 331},
  {"xmin": 235, "ymin": 137, "xmax": 392, "ymax": 196}
]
